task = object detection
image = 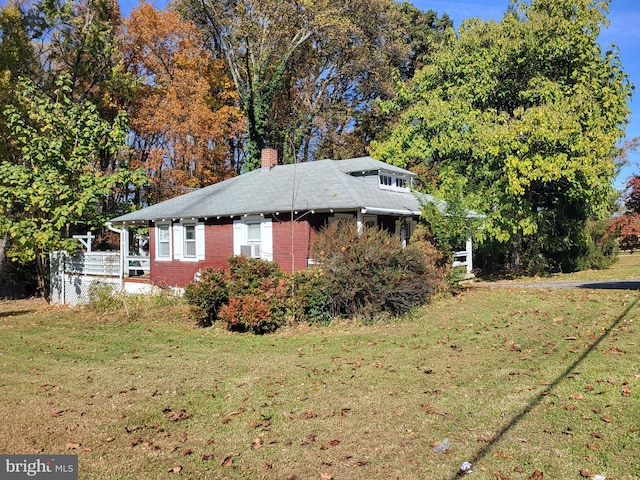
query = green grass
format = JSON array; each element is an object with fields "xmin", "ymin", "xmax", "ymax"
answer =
[
  {"xmin": 477, "ymin": 251, "xmax": 640, "ymax": 283},
  {"xmin": 0, "ymin": 279, "xmax": 639, "ymax": 479}
]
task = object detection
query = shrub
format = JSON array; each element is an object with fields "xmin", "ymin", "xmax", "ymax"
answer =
[
  {"xmin": 310, "ymin": 220, "xmax": 448, "ymax": 320},
  {"xmin": 88, "ymin": 282, "xmax": 120, "ymax": 314},
  {"xmin": 226, "ymin": 255, "xmax": 285, "ymax": 296},
  {"xmin": 185, "ymin": 256, "xmax": 289, "ymax": 332},
  {"xmin": 219, "ymin": 293, "xmax": 285, "ymax": 334},
  {"xmin": 293, "ymin": 267, "xmax": 332, "ymax": 324},
  {"xmin": 183, "ymin": 267, "xmax": 228, "ymax": 326}
]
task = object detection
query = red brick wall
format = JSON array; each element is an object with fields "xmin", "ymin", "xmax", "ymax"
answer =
[
  {"xmin": 148, "ymin": 216, "xmax": 317, "ymax": 286},
  {"xmin": 149, "ymin": 220, "xmax": 233, "ymax": 287},
  {"xmin": 272, "ymin": 218, "xmax": 312, "ymax": 273}
]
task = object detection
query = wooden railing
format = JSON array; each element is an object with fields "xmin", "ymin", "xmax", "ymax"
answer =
[
  {"xmin": 64, "ymin": 252, "xmax": 121, "ymax": 276},
  {"xmin": 126, "ymin": 255, "xmax": 150, "ymax": 277}
]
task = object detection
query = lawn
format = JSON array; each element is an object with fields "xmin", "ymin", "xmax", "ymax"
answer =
[{"xmin": 0, "ymin": 274, "xmax": 638, "ymax": 479}]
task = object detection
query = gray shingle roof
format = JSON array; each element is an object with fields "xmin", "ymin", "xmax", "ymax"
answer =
[{"xmin": 109, "ymin": 157, "xmax": 444, "ymax": 224}]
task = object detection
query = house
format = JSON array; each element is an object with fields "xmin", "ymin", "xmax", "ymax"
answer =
[{"xmin": 106, "ymin": 149, "xmax": 471, "ymax": 288}]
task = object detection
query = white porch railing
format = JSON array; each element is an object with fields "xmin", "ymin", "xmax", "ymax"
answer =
[
  {"xmin": 126, "ymin": 255, "xmax": 150, "ymax": 276},
  {"xmin": 63, "ymin": 252, "xmax": 121, "ymax": 276},
  {"xmin": 452, "ymin": 238, "xmax": 473, "ymax": 276}
]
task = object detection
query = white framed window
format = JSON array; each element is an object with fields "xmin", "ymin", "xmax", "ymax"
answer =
[
  {"xmin": 233, "ymin": 217, "xmax": 273, "ymax": 261},
  {"xmin": 379, "ymin": 172, "xmax": 410, "ymax": 192},
  {"xmin": 155, "ymin": 223, "xmax": 172, "ymax": 260},
  {"xmin": 183, "ymin": 224, "xmax": 197, "ymax": 258},
  {"xmin": 173, "ymin": 221, "xmax": 205, "ymax": 261}
]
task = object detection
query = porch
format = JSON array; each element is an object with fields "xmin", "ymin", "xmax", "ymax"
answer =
[{"xmin": 50, "ymin": 239, "xmax": 153, "ymax": 306}]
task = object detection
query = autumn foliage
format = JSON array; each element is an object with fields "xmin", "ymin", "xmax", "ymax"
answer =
[
  {"xmin": 123, "ymin": 5, "xmax": 245, "ymax": 202},
  {"xmin": 607, "ymin": 175, "xmax": 640, "ymax": 251},
  {"xmin": 184, "ymin": 226, "xmax": 448, "ymax": 332}
]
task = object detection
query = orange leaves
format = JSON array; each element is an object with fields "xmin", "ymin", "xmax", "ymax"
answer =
[
  {"xmin": 124, "ymin": 4, "xmax": 244, "ymax": 201},
  {"xmin": 164, "ymin": 408, "xmax": 191, "ymax": 422},
  {"xmin": 420, "ymin": 403, "xmax": 447, "ymax": 416}
]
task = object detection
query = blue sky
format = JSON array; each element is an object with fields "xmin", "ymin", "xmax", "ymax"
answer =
[{"xmin": 414, "ymin": 0, "xmax": 640, "ymax": 190}]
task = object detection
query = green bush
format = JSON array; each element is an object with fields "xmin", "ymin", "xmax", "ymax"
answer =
[
  {"xmin": 183, "ymin": 267, "xmax": 228, "ymax": 326},
  {"xmin": 185, "ymin": 256, "xmax": 289, "ymax": 332},
  {"xmin": 310, "ymin": 220, "xmax": 448, "ymax": 320},
  {"xmin": 185, "ymin": 226, "xmax": 448, "ymax": 331},
  {"xmin": 226, "ymin": 255, "xmax": 285, "ymax": 296},
  {"xmin": 293, "ymin": 267, "xmax": 332, "ymax": 324}
]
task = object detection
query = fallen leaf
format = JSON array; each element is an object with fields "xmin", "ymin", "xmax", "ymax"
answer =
[
  {"xmin": 493, "ymin": 472, "xmax": 509, "ymax": 479},
  {"xmin": 65, "ymin": 442, "xmax": 81, "ymax": 450},
  {"xmin": 584, "ymin": 384, "xmax": 595, "ymax": 392},
  {"xmin": 622, "ymin": 386, "xmax": 632, "ymax": 397},
  {"xmin": 125, "ymin": 424, "xmax": 145, "ymax": 433},
  {"xmin": 600, "ymin": 416, "xmax": 613, "ymax": 423},
  {"xmin": 182, "ymin": 448, "xmax": 192, "ymax": 456},
  {"xmin": 320, "ymin": 439, "xmax": 340, "ymax": 450},
  {"xmin": 202, "ymin": 454, "xmax": 214, "ymax": 461},
  {"xmin": 320, "ymin": 473, "xmax": 333, "ymax": 480},
  {"xmin": 586, "ymin": 443, "xmax": 599, "ymax": 452},
  {"xmin": 165, "ymin": 408, "xmax": 191, "ymax": 422},
  {"xmin": 420, "ymin": 404, "xmax": 446, "ymax": 415},
  {"xmin": 590, "ymin": 432, "xmax": 605, "ymax": 439},
  {"xmin": 221, "ymin": 455, "xmax": 236, "ymax": 467},
  {"xmin": 528, "ymin": 469, "xmax": 543, "ymax": 480},
  {"xmin": 168, "ymin": 465, "xmax": 182, "ymax": 473},
  {"xmin": 580, "ymin": 469, "xmax": 595, "ymax": 478},
  {"xmin": 130, "ymin": 437, "xmax": 142, "ymax": 447},
  {"xmin": 251, "ymin": 437, "xmax": 263, "ymax": 449},
  {"xmin": 300, "ymin": 410, "xmax": 318, "ymax": 419}
]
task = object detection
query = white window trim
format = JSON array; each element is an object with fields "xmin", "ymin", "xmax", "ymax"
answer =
[
  {"xmin": 174, "ymin": 220, "xmax": 205, "ymax": 262},
  {"xmin": 155, "ymin": 222, "xmax": 172, "ymax": 261},
  {"xmin": 183, "ymin": 223, "xmax": 197, "ymax": 259},
  {"xmin": 378, "ymin": 172, "xmax": 410, "ymax": 192},
  {"xmin": 233, "ymin": 217, "xmax": 273, "ymax": 261}
]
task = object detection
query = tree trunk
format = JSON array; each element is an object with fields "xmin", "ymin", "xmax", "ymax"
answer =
[
  {"xmin": 35, "ymin": 250, "xmax": 50, "ymax": 302},
  {"xmin": 0, "ymin": 234, "xmax": 10, "ymax": 285}
]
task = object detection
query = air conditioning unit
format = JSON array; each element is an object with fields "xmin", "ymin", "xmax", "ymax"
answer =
[{"xmin": 240, "ymin": 244, "xmax": 260, "ymax": 258}]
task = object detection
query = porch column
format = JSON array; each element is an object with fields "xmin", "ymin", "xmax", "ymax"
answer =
[
  {"xmin": 465, "ymin": 237, "xmax": 473, "ymax": 275},
  {"xmin": 121, "ymin": 223, "xmax": 129, "ymax": 280}
]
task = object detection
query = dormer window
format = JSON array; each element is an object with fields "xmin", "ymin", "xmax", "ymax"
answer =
[{"xmin": 379, "ymin": 172, "xmax": 410, "ymax": 192}]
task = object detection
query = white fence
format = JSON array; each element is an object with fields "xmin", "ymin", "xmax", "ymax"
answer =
[{"xmin": 50, "ymin": 251, "xmax": 121, "ymax": 306}]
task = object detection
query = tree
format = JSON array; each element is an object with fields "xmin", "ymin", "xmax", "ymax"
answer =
[
  {"xmin": 607, "ymin": 174, "xmax": 640, "ymax": 251},
  {"xmin": 31, "ymin": 0, "xmax": 130, "ymax": 117},
  {"xmin": 179, "ymin": 0, "xmax": 452, "ymax": 168},
  {"xmin": 371, "ymin": 0, "xmax": 633, "ymax": 274},
  {"xmin": 0, "ymin": 76, "xmax": 144, "ymax": 299},
  {"xmin": 122, "ymin": 4, "xmax": 244, "ymax": 203}
]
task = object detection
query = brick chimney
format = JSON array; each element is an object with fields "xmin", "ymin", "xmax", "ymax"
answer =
[{"xmin": 261, "ymin": 148, "xmax": 278, "ymax": 170}]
